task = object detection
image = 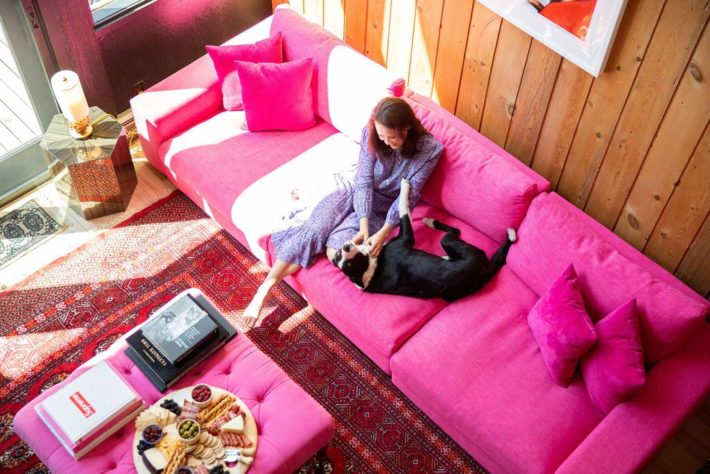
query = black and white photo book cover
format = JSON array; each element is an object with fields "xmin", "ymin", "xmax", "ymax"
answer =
[{"xmin": 141, "ymin": 293, "xmax": 219, "ymax": 364}]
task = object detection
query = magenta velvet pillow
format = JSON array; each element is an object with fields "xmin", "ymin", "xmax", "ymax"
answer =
[
  {"xmin": 236, "ymin": 58, "xmax": 316, "ymax": 132},
  {"xmin": 528, "ymin": 263, "xmax": 597, "ymax": 386},
  {"xmin": 581, "ymin": 299, "xmax": 646, "ymax": 414},
  {"xmin": 206, "ymin": 33, "xmax": 283, "ymax": 111}
]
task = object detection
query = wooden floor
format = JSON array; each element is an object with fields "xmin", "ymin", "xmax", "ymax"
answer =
[
  {"xmin": 0, "ymin": 20, "xmax": 42, "ymax": 155},
  {"xmin": 0, "ymin": 126, "xmax": 707, "ymax": 472},
  {"xmin": 0, "ymin": 130, "xmax": 175, "ymax": 289}
]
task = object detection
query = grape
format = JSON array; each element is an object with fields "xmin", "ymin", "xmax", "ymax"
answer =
[
  {"xmin": 160, "ymin": 398, "xmax": 182, "ymax": 416},
  {"xmin": 136, "ymin": 440, "xmax": 152, "ymax": 453}
]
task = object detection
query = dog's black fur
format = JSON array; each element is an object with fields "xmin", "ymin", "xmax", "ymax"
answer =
[{"xmin": 332, "ymin": 179, "xmax": 516, "ymax": 302}]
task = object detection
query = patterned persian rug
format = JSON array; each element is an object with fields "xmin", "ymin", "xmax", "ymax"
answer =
[
  {"xmin": 0, "ymin": 191, "xmax": 484, "ymax": 474},
  {"xmin": 0, "ymin": 200, "xmax": 64, "ymax": 269}
]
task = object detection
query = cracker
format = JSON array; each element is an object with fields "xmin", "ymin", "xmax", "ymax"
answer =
[
  {"xmin": 204, "ymin": 449, "xmax": 217, "ymax": 464},
  {"xmin": 135, "ymin": 406, "xmax": 176, "ymax": 430}
]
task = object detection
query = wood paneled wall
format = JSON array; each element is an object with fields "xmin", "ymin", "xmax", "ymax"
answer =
[{"xmin": 274, "ymin": 0, "xmax": 710, "ymax": 298}]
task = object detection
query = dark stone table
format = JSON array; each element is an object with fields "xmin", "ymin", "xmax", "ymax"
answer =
[{"xmin": 40, "ymin": 106, "xmax": 137, "ymax": 219}]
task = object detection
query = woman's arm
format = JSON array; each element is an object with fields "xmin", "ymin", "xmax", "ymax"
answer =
[
  {"xmin": 367, "ymin": 222, "xmax": 394, "ymax": 257},
  {"xmin": 354, "ymin": 127, "xmax": 376, "ymax": 224},
  {"xmin": 384, "ymin": 137, "xmax": 443, "ymax": 227}
]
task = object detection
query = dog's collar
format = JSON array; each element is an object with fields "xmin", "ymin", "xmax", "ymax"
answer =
[{"xmin": 360, "ymin": 257, "xmax": 378, "ymax": 289}]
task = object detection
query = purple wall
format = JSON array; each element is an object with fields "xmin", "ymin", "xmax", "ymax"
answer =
[{"xmin": 37, "ymin": 0, "xmax": 272, "ymax": 114}]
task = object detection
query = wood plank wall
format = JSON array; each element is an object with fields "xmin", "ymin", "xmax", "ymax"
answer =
[{"xmin": 273, "ymin": 0, "xmax": 710, "ymax": 298}]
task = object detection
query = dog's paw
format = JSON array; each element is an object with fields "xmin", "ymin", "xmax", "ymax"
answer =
[
  {"xmin": 507, "ymin": 228, "xmax": 517, "ymax": 242},
  {"xmin": 423, "ymin": 217, "xmax": 435, "ymax": 229}
]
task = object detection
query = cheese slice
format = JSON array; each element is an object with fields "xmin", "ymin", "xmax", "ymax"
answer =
[
  {"xmin": 142, "ymin": 447, "xmax": 168, "ymax": 474},
  {"xmin": 221, "ymin": 415, "xmax": 245, "ymax": 434}
]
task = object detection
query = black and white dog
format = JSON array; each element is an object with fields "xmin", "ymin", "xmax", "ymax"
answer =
[{"xmin": 331, "ymin": 179, "xmax": 517, "ymax": 301}]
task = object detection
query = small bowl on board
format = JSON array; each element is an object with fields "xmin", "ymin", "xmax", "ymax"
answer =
[
  {"xmin": 173, "ymin": 467, "xmax": 194, "ymax": 474},
  {"xmin": 141, "ymin": 424, "xmax": 163, "ymax": 445},
  {"xmin": 190, "ymin": 384, "xmax": 213, "ymax": 408},
  {"xmin": 176, "ymin": 419, "xmax": 201, "ymax": 445}
]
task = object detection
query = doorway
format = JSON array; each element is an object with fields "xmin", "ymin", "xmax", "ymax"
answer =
[{"xmin": 0, "ymin": 0, "xmax": 57, "ymax": 207}]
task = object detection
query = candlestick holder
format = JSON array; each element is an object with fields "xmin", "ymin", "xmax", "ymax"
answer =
[{"xmin": 68, "ymin": 115, "xmax": 93, "ymax": 140}]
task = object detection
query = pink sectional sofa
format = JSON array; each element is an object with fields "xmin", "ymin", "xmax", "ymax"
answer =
[{"xmin": 131, "ymin": 7, "xmax": 710, "ymax": 473}]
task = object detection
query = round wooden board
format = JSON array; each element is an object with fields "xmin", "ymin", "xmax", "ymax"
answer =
[{"xmin": 132, "ymin": 385, "xmax": 258, "ymax": 474}]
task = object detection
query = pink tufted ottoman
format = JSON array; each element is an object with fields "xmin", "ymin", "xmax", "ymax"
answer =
[{"xmin": 14, "ymin": 333, "xmax": 334, "ymax": 473}]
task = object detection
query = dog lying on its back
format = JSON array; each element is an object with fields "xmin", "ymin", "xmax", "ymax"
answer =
[{"xmin": 331, "ymin": 179, "xmax": 516, "ymax": 301}]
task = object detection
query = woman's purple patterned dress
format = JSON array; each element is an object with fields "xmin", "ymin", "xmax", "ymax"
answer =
[{"xmin": 272, "ymin": 127, "xmax": 443, "ymax": 268}]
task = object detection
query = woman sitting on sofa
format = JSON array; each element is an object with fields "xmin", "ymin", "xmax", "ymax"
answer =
[{"xmin": 243, "ymin": 97, "xmax": 444, "ymax": 328}]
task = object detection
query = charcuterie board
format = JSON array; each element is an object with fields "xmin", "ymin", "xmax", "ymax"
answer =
[{"xmin": 132, "ymin": 385, "xmax": 258, "ymax": 474}]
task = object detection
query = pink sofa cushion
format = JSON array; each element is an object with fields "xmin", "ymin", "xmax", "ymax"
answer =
[
  {"xmin": 528, "ymin": 263, "xmax": 597, "ymax": 386},
  {"xmin": 159, "ymin": 112, "xmax": 337, "ymax": 226},
  {"xmin": 237, "ymin": 58, "xmax": 316, "ymax": 132},
  {"xmin": 390, "ymin": 266, "xmax": 603, "ymax": 473},
  {"xmin": 206, "ymin": 33, "xmax": 283, "ymax": 111},
  {"xmin": 581, "ymin": 299, "xmax": 646, "ymax": 414},
  {"xmin": 288, "ymin": 204, "xmax": 500, "ymax": 373},
  {"xmin": 508, "ymin": 193, "xmax": 710, "ymax": 363},
  {"xmin": 406, "ymin": 98, "xmax": 540, "ymax": 242},
  {"xmin": 13, "ymin": 335, "xmax": 334, "ymax": 474}
]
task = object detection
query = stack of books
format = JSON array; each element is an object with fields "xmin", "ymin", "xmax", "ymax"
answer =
[
  {"xmin": 125, "ymin": 288, "xmax": 237, "ymax": 392},
  {"xmin": 35, "ymin": 360, "xmax": 144, "ymax": 459}
]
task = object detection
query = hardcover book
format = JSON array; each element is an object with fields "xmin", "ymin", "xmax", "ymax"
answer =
[
  {"xmin": 34, "ymin": 360, "xmax": 143, "ymax": 458},
  {"xmin": 125, "ymin": 329, "xmax": 224, "ymax": 390},
  {"xmin": 141, "ymin": 292, "xmax": 219, "ymax": 364},
  {"xmin": 36, "ymin": 402, "xmax": 144, "ymax": 460},
  {"xmin": 126, "ymin": 289, "xmax": 237, "ymax": 392}
]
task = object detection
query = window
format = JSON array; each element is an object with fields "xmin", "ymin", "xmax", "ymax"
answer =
[
  {"xmin": 89, "ymin": 0, "xmax": 153, "ymax": 28},
  {"xmin": 0, "ymin": 0, "xmax": 57, "ymax": 205}
]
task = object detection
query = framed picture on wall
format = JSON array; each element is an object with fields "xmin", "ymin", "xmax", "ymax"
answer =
[{"xmin": 477, "ymin": 0, "xmax": 628, "ymax": 77}]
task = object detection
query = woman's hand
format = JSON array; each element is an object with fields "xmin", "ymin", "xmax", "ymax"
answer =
[
  {"xmin": 367, "ymin": 224, "xmax": 393, "ymax": 258},
  {"xmin": 352, "ymin": 217, "xmax": 370, "ymax": 244}
]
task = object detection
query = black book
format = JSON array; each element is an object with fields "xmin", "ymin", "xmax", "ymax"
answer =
[
  {"xmin": 125, "ymin": 291, "xmax": 237, "ymax": 392},
  {"xmin": 140, "ymin": 292, "xmax": 220, "ymax": 364}
]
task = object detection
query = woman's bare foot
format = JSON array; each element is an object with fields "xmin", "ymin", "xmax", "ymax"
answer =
[
  {"xmin": 241, "ymin": 260, "xmax": 301, "ymax": 330},
  {"xmin": 243, "ymin": 284, "xmax": 270, "ymax": 329}
]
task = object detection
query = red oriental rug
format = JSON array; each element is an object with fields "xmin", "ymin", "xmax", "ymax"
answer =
[{"xmin": 0, "ymin": 191, "xmax": 485, "ymax": 474}]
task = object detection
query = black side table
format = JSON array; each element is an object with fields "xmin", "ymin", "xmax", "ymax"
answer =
[{"xmin": 40, "ymin": 106, "xmax": 137, "ymax": 220}]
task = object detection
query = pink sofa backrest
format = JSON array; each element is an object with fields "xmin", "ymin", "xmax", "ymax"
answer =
[
  {"xmin": 508, "ymin": 192, "xmax": 709, "ymax": 363},
  {"xmin": 406, "ymin": 94, "xmax": 549, "ymax": 243},
  {"xmin": 270, "ymin": 8, "xmax": 401, "ymax": 142}
]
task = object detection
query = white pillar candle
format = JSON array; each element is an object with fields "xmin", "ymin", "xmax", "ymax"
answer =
[{"xmin": 50, "ymin": 70, "xmax": 90, "ymax": 123}]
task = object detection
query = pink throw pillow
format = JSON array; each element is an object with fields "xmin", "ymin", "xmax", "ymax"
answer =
[
  {"xmin": 389, "ymin": 79, "xmax": 406, "ymax": 97},
  {"xmin": 581, "ymin": 299, "xmax": 646, "ymax": 414},
  {"xmin": 528, "ymin": 263, "xmax": 597, "ymax": 386},
  {"xmin": 236, "ymin": 58, "xmax": 316, "ymax": 132},
  {"xmin": 206, "ymin": 33, "xmax": 283, "ymax": 111}
]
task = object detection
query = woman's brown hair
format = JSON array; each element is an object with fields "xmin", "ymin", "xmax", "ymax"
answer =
[{"xmin": 367, "ymin": 97, "xmax": 428, "ymax": 159}]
